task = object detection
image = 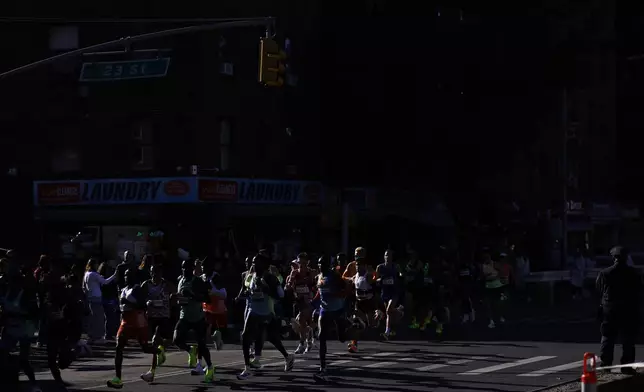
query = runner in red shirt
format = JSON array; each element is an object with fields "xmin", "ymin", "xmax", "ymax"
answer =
[{"xmin": 286, "ymin": 253, "xmax": 317, "ymax": 354}]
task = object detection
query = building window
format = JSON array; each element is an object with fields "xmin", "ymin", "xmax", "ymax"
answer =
[
  {"xmin": 219, "ymin": 120, "xmax": 232, "ymax": 172},
  {"xmin": 132, "ymin": 122, "xmax": 154, "ymax": 170}
]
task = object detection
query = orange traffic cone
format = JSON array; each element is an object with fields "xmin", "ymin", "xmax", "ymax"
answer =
[{"xmin": 581, "ymin": 352, "xmax": 597, "ymax": 392}]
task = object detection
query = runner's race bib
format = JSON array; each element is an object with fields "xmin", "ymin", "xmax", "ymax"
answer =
[
  {"xmin": 383, "ymin": 278, "xmax": 394, "ymax": 285},
  {"xmin": 295, "ymin": 286, "xmax": 310, "ymax": 295},
  {"xmin": 251, "ymin": 291, "xmax": 265, "ymax": 300},
  {"xmin": 424, "ymin": 277, "xmax": 433, "ymax": 284}
]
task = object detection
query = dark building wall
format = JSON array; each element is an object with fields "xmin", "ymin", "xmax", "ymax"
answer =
[{"xmin": 1, "ymin": 0, "xmax": 320, "ymax": 183}]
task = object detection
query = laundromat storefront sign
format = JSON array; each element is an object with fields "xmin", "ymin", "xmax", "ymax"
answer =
[
  {"xmin": 198, "ymin": 178, "xmax": 323, "ymax": 205},
  {"xmin": 34, "ymin": 177, "xmax": 197, "ymax": 206}
]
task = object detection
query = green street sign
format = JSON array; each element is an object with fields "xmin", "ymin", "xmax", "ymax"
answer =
[{"xmin": 79, "ymin": 58, "xmax": 171, "ymax": 82}]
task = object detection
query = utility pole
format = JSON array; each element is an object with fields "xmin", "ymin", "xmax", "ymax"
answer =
[
  {"xmin": 0, "ymin": 18, "xmax": 275, "ymax": 80},
  {"xmin": 561, "ymin": 88, "xmax": 569, "ymax": 269}
]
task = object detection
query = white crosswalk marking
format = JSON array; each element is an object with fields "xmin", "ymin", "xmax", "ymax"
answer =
[
  {"xmin": 373, "ymin": 352, "xmax": 397, "ymax": 357},
  {"xmin": 417, "ymin": 357, "xmax": 489, "ymax": 371},
  {"xmin": 305, "ymin": 359, "xmax": 355, "ymax": 368},
  {"xmin": 459, "ymin": 356, "xmax": 557, "ymax": 376},
  {"xmin": 518, "ymin": 361, "xmax": 581, "ymax": 377},
  {"xmin": 364, "ymin": 361, "xmax": 398, "ymax": 368},
  {"xmin": 263, "ymin": 360, "xmax": 285, "ymax": 367},
  {"xmin": 328, "ymin": 359, "xmax": 355, "ymax": 366}
]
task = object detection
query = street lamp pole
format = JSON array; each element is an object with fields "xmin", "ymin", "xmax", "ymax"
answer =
[{"xmin": 0, "ymin": 17, "xmax": 275, "ymax": 80}]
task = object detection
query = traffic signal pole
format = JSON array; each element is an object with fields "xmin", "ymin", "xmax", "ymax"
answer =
[{"xmin": 0, "ymin": 17, "xmax": 275, "ymax": 80}]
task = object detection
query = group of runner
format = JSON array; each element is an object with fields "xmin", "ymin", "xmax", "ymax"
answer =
[{"xmin": 1, "ymin": 245, "xmax": 512, "ymax": 389}]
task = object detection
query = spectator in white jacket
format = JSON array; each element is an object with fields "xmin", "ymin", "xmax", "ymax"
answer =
[{"xmin": 83, "ymin": 258, "xmax": 118, "ymax": 344}]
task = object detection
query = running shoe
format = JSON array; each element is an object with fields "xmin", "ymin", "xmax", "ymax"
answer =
[
  {"xmin": 188, "ymin": 345, "xmax": 198, "ymax": 368},
  {"xmin": 313, "ymin": 368, "xmax": 329, "ymax": 382},
  {"xmin": 156, "ymin": 345, "xmax": 166, "ymax": 367},
  {"xmin": 237, "ymin": 368, "xmax": 253, "ymax": 380},
  {"xmin": 107, "ymin": 377, "xmax": 123, "ymax": 389},
  {"xmin": 140, "ymin": 371, "xmax": 155, "ymax": 383},
  {"xmin": 380, "ymin": 332, "xmax": 391, "ymax": 341},
  {"xmin": 409, "ymin": 316, "xmax": 419, "ymax": 329},
  {"xmin": 204, "ymin": 366, "xmax": 215, "ymax": 383},
  {"xmin": 249, "ymin": 357, "xmax": 263, "ymax": 369},
  {"xmin": 304, "ymin": 340, "xmax": 313, "ymax": 354},
  {"xmin": 284, "ymin": 353, "xmax": 295, "ymax": 371},
  {"xmin": 294, "ymin": 343, "xmax": 306, "ymax": 354},
  {"xmin": 191, "ymin": 363, "xmax": 205, "ymax": 375},
  {"xmin": 348, "ymin": 341, "xmax": 358, "ymax": 353}
]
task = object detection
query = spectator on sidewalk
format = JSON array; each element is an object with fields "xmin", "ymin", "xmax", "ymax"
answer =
[
  {"xmin": 83, "ymin": 258, "xmax": 118, "ymax": 345},
  {"xmin": 99, "ymin": 262, "xmax": 120, "ymax": 341},
  {"xmin": 596, "ymin": 246, "xmax": 641, "ymax": 374}
]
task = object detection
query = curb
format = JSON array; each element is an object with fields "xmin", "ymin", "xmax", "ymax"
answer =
[
  {"xmin": 532, "ymin": 373, "xmax": 644, "ymax": 392},
  {"xmin": 597, "ymin": 374, "xmax": 644, "ymax": 392}
]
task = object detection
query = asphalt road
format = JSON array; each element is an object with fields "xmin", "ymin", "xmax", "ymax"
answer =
[
  {"xmin": 23, "ymin": 335, "xmax": 644, "ymax": 392},
  {"xmin": 19, "ymin": 299, "xmax": 635, "ymax": 392}
]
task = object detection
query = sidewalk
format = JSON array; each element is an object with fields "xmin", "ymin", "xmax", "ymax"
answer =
[{"xmin": 507, "ymin": 298, "xmax": 597, "ymax": 324}]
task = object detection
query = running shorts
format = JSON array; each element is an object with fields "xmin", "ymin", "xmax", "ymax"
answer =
[
  {"xmin": 205, "ymin": 312, "xmax": 228, "ymax": 329},
  {"xmin": 381, "ymin": 289, "xmax": 400, "ymax": 305},
  {"xmin": 118, "ymin": 311, "xmax": 148, "ymax": 344}
]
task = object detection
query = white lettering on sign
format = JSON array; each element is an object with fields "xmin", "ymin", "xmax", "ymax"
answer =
[
  {"xmin": 216, "ymin": 183, "xmax": 236, "ymax": 195},
  {"xmin": 57, "ymin": 187, "xmax": 79, "ymax": 197}
]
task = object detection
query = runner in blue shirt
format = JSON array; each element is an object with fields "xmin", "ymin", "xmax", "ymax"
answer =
[{"xmin": 313, "ymin": 256, "xmax": 349, "ymax": 382}]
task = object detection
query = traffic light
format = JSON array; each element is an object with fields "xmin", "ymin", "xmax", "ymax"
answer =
[{"xmin": 258, "ymin": 37, "xmax": 286, "ymax": 87}]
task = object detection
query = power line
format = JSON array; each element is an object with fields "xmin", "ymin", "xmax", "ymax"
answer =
[
  {"xmin": 0, "ymin": 16, "xmax": 269, "ymax": 24},
  {"xmin": 0, "ymin": 18, "xmax": 275, "ymax": 80}
]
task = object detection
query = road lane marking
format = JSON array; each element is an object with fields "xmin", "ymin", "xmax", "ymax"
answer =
[
  {"xmin": 263, "ymin": 361, "xmax": 285, "ymax": 367},
  {"xmin": 364, "ymin": 361, "xmax": 397, "ymax": 368},
  {"xmin": 31, "ymin": 351, "xmax": 184, "ymax": 376},
  {"xmin": 518, "ymin": 361, "xmax": 582, "ymax": 377},
  {"xmin": 459, "ymin": 356, "xmax": 556, "ymax": 375},
  {"xmin": 328, "ymin": 359, "xmax": 354, "ymax": 366},
  {"xmin": 81, "ymin": 355, "xmax": 283, "ymax": 389},
  {"xmin": 417, "ymin": 357, "xmax": 489, "ymax": 371},
  {"xmin": 373, "ymin": 352, "xmax": 396, "ymax": 357}
]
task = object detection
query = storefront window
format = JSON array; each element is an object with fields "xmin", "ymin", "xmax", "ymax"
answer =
[{"xmin": 102, "ymin": 225, "xmax": 164, "ymax": 264}]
